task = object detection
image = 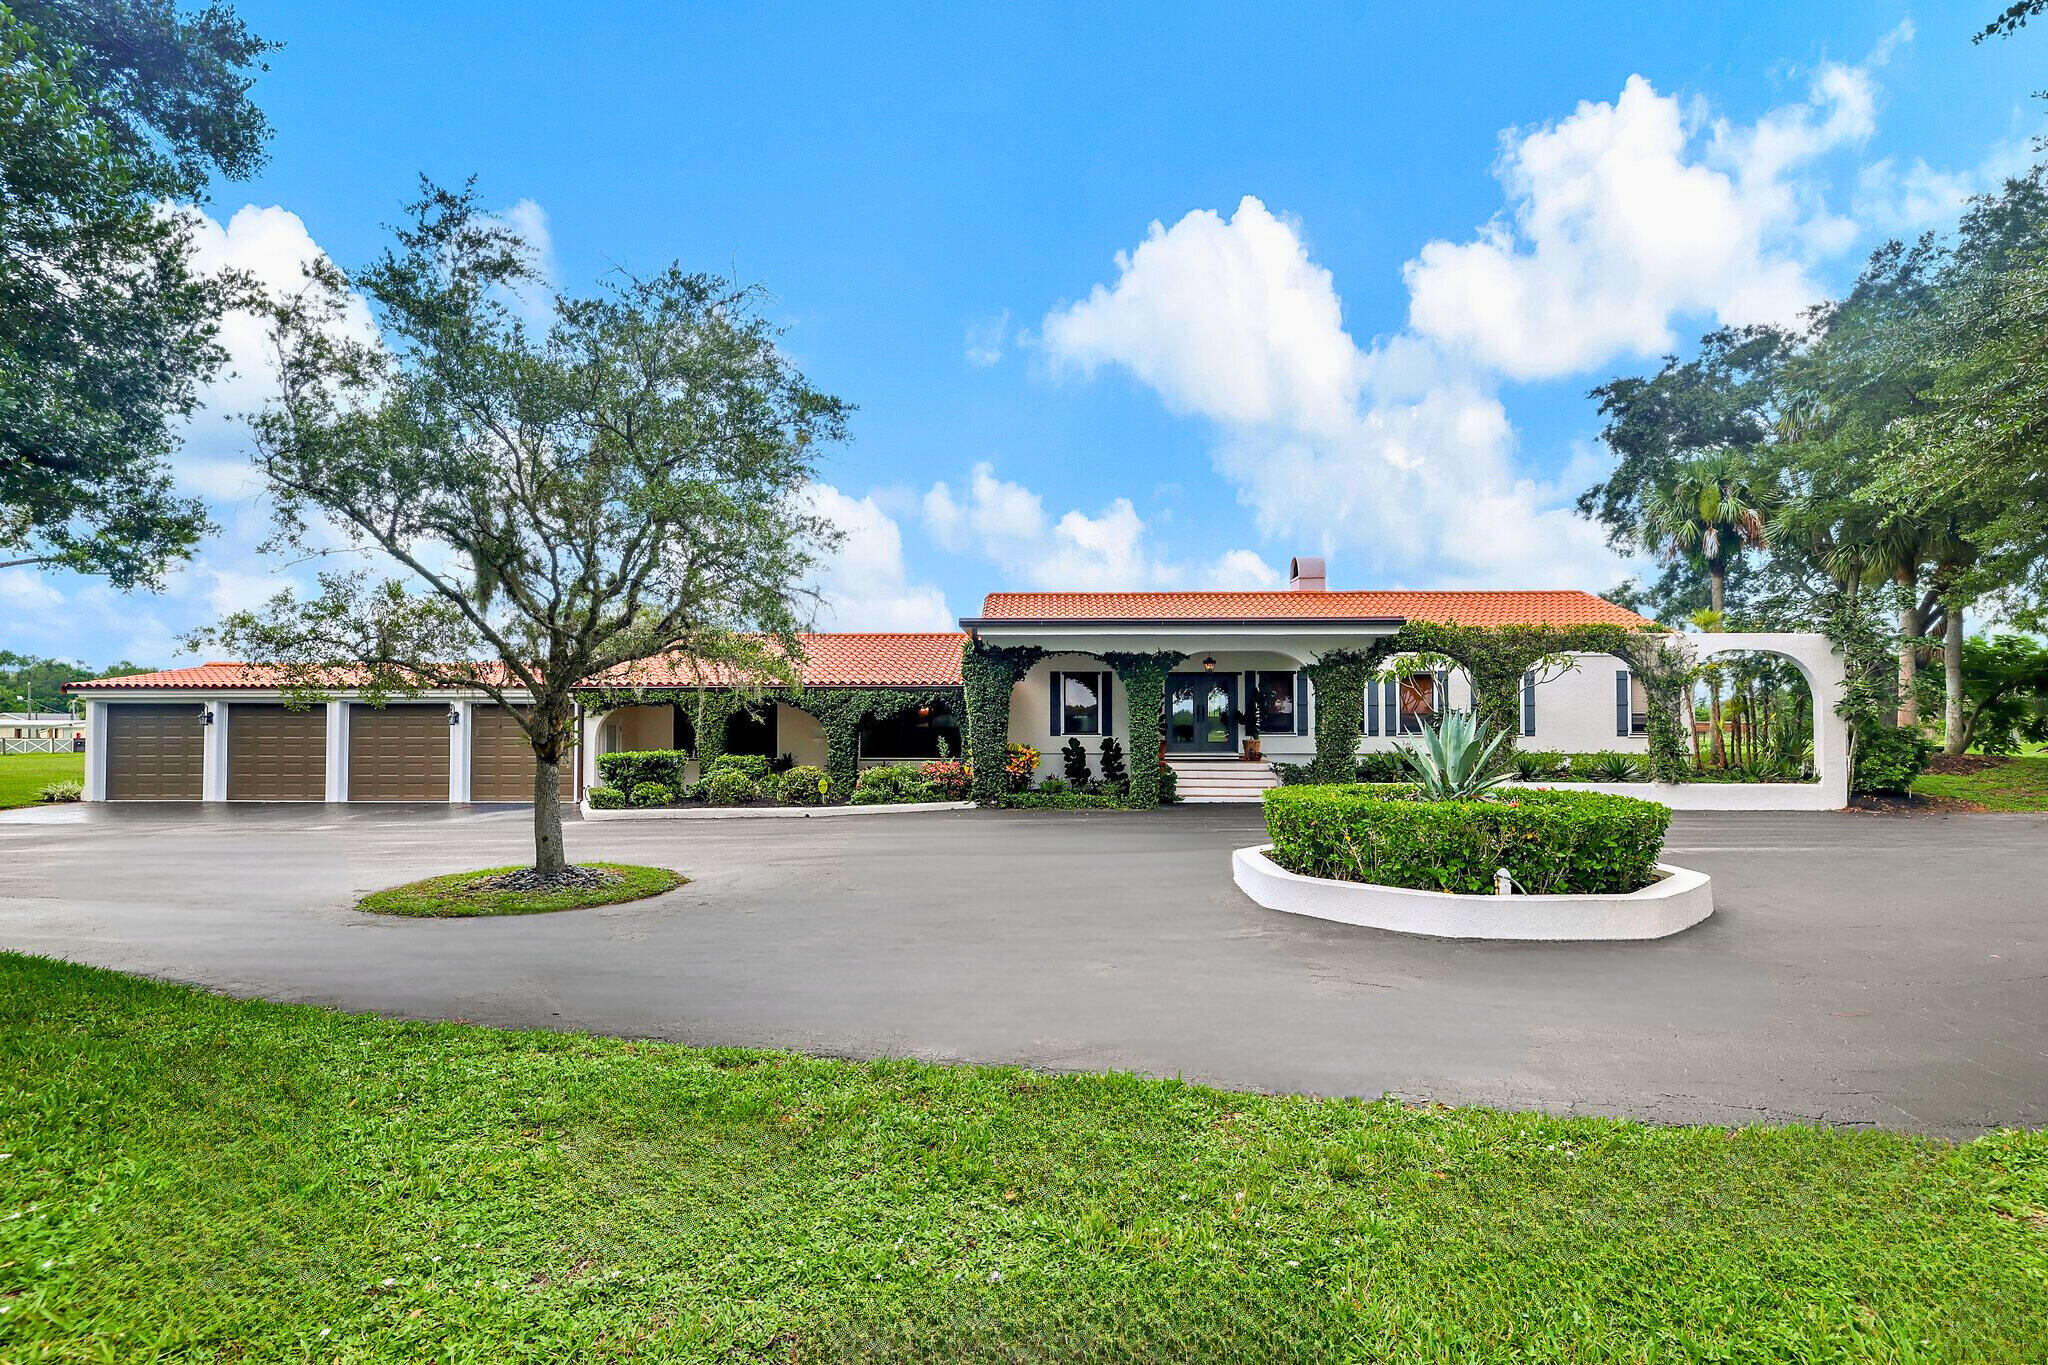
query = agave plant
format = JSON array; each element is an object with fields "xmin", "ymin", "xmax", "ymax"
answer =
[
  {"xmin": 1588, "ymin": 752, "xmax": 1645, "ymax": 782},
  {"xmin": 1395, "ymin": 711, "xmax": 1513, "ymax": 801}
]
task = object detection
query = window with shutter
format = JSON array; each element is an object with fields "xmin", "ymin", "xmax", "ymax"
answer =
[
  {"xmin": 1521, "ymin": 670, "xmax": 1536, "ymax": 736},
  {"xmin": 1615, "ymin": 670, "xmax": 1630, "ymax": 737}
]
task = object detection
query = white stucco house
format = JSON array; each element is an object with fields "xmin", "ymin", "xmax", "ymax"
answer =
[{"xmin": 64, "ymin": 558, "xmax": 1847, "ymax": 808}]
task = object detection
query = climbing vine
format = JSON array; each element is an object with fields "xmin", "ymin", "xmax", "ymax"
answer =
[
  {"xmin": 960, "ymin": 641, "xmax": 1045, "ymax": 805},
  {"xmin": 1098, "ymin": 650, "xmax": 1186, "ymax": 808},
  {"xmin": 1302, "ymin": 649, "xmax": 1373, "ymax": 781},
  {"xmin": 579, "ymin": 684, "xmax": 953, "ymax": 797}
]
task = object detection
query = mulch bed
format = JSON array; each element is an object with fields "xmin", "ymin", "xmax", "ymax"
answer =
[
  {"xmin": 1920, "ymin": 753, "xmax": 2011, "ymax": 777},
  {"xmin": 1848, "ymin": 791, "xmax": 1986, "ymax": 816},
  {"xmin": 473, "ymin": 866, "xmax": 624, "ymax": 893}
]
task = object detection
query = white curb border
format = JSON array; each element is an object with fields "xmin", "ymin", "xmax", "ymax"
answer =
[
  {"xmin": 580, "ymin": 799, "xmax": 974, "ymax": 821},
  {"xmin": 1231, "ymin": 845, "xmax": 1713, "ymax": 941}
]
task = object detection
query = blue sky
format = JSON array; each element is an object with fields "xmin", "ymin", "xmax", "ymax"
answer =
[{"xmin": 9, "ymin": 2, "xmax": 2042, "ymax": 667}]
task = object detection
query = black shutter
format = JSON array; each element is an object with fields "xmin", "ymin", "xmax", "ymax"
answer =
[
  {"xmin": 1099, "ymin": 672, "xmax": 1112, "ymax": 735},
  {"xmin": 1387, "ymin": 677, "xmax": 1402, "ymax": 734},
  {"xmin": 1615, "ymin": 670, "xmax": 1629, "ymax": 737},
  {"xmin": 1295, "ymin": 671, "xmax": 1306, "ymax": 734},
  {"xmin": 1049, "ymin": 671, "xmax": 1061, "ymax": 737},
  {"xmin": 1521, "ymin": 670, "xmax": 1536, "ymax": 737},
  {"xmin": 1364, "ymin": 673, "xmax": 1378, "ymax": 735}
]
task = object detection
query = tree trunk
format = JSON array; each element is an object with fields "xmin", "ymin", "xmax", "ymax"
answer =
[
  {"xmin": 530, "ymin": 693, "xmax": 574, "ymax": 874},
  {"xmin": 1943, "ymin": 603, "xmax": 1967, "ymax": 755},
  {"xmin": 1707, "ymin": 677, "xmax": 1726, "ymax": 768},
  {"xmin": 1709, "ymin": 567, "xmax": 1725, "ymax": 618},
  {"xmin": 1895, "ymin": 567, "xmax": 1921, "ymax": 728}
]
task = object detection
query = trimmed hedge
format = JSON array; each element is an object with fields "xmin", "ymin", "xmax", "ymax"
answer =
[
  {"xmin": 703, "ymin": 769, "xmax": 757, "ymax": 806},
  {"xmin": 708, "ymin": 753, "xmax": 773, "ymax": 781},
  {"xmin": 777, "ymin": 765, "xmax": 833, "ymax": 805},
  {"xmin": 629, "ymin": 781, "xmax": 673, "ymax": 808},
  {"xmin": 586, "ymin": 785, "xmax": 628, "ymax": 809},
  {"xmin": 999, "ymin": 791, "xmax": 1125, "ymax": 810},
  {"xmin": 596, "ymin": 749, "xmax": 688, "ymax": 792},
  {"xmin": 851, "ymin": 765, "xmax": 939, "ymax": 805},
  {"xmin": 1262, "ymin": 783, "xmax": 1669, "ymax": 895}
]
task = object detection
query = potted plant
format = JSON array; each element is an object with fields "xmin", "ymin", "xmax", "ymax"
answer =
[{"xmin": 1243, "ymin": 693, "xmax": 1263, "ymax": 762}]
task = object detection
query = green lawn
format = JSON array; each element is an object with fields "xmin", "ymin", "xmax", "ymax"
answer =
[
  {"xmin": 1913, "ymin": 756, "xmax": 2048, "ymax": 812},
  {"xmin": 1, "ymin": 956, "xmax": 2043, "ymax": 1361},
  {"xmin": 0, "ymin": 751, "xmax": 83, "ymax": 809},
  {"xmin": 358, "ymin": 863, "xmax": 684, "ymax": 917}
]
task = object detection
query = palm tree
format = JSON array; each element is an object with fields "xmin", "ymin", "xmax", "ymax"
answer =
[{"xmin": 1641, "ymin": 451, "xmax": 1770, "ymax": 617}]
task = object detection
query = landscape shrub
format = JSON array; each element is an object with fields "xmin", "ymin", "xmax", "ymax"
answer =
[
  {"xmin": 703, "ymin": 769, "xmax": 758, "ymax": 805},
  {"xmin": 1035, "ymin": 776, "xmax": 1071, "ymax": 795},
  {"xmin": 1262, "ymin": 783, "xmax": 1669, "ymax": 895},
  {"xmin": 776, "ymin": 765, "xmax": 833, "ymax": 805},
  {"xmin": 596, "ymin": 749, "xmax": 688, "ymax": 792},
  {"xmin": 999, "ymin": 791, "xmax": 1124, "ymax": 810},
  {"xmin": 586, "ymin": 785, "xmax": 628, "ymax": 810},
  {"xmin": 708, "ymin": 753, "xmax": 772, "ymax": 782},
  {"xmin": 1552, "ymin": 751, "xmax": 1657, "ymax": 781},
  {"xmin": 1510, "ymin": 750, "xmax": 1570, "ymax": 781},
  {"xmin": 628, "ymin": 780, "xmax": 674, "ymax": 808},
  {"xmin": 1852, "ymin": 722, "xmax": 1930, "ymax": 795},
  {"xmin": 1004, "ymin": 743, "xmax": 1040, "ymax": 792},
  {"xmin": 1274, "ymin": 761, "xmax": 1318, "ymax": 785},
  {"xmin": 1586, "ymin": 752, "xmax": 1645, "ymax": 782},
  {"xmin": 1098, "ymin": 735, "xmax": 1128, "ymax": 789},
  {"xmin": 1061, "ymin": 737, "xmax": 1091, "ymax": 786},
  {"xmin": 36, "ymin": 779, "xmax": 83, "ymax": 803},
  {"xmin": 1353, "ymin": 751, "xmax": 1410, "ymax": 784},
  {"xmin": 851, "ymin": 765, "xmax": 938, "ymax": 805},
  {"xmin": 919, "ymin": 759, "xmax": 972, "ymax": 800},
  {"xmin": 1157, "ymin": 764, "xmax": 1178, "ymax": 804}
]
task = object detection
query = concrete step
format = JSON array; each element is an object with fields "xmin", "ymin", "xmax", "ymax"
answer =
[{"xmin": 1168, "ymin": 759, "xmax": 1279, "ymax": 803}]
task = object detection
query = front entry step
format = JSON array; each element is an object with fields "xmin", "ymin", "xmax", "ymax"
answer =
[{"xmin": 1167, "ymin": 758, "xmax": 1280, "ymax": 804}]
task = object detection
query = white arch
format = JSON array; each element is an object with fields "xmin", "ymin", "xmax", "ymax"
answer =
[{"xmin": 1677, "ymin": 632, "xmax": 1849, "ymax": 810}]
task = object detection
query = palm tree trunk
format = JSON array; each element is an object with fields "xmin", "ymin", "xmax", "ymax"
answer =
[
  {"xmin": 1707, "ymin": 678, "xmax": 1726, "ymax": 768},
  {"xmin": 1943, "ymin": 603, "xmax": 1967, "ymax": 755},
  {"xmin": 1896, "ymin": 567, "xmax": 1920, "ymax": 728}
]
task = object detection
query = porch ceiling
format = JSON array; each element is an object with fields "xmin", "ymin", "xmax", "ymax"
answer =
[{"xmin": 960, "ymin": 618, "xmax": 1405, "ymax": 663}]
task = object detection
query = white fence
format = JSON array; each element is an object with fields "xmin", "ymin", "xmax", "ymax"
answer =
[{"xmin": 1, "ymin": 737, "xmax": 81, "ymax": 755}]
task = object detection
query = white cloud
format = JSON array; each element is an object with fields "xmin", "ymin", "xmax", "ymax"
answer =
[
  {"xmin": 1402, "ymin": 62, "xmax": 1880, "ymax": 380},
  {"xmin": 919, "ymin": 460, "xmax": 1277, "ymax": 591},
  {"xmin": 493, "ymin": 198, "xmax": 559, "ymax": 329},
  {"xmin": 1856, "ymin": 133, "xmax": 2037, "ymax": 232},
  {"xmin": 800, "ymin": 483, "xmax": 955, "ymax": 631},
  {"xmin": 964, "ymin": 310, "xmax": 1010, "ymax": 367}
]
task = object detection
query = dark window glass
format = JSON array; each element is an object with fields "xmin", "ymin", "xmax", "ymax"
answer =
[
  {"xmin": 1169, "ymin": 682, "xmax": 1197, "ymax": 745},
  {"xmin": 1254, "ymin": 672, "xmax": 1297, "ymax": 733},
  {"xmin": 1062, "ymin": 672, "xmax": 1103, "ymax": 735},
  {"xmin": 724, "ymin": 704, "xmax": 776, "ymax": 756},
  {"xmin": 860, "ymin": 699, "xmax": 961, "ymax": 758}
]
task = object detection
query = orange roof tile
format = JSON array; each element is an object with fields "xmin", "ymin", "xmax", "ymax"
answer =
[
  {"xmin": 67, "ymin": 633, "xmax": 970, "ymax": 694},
  {"xmin": 969, "ymin": 590, "xmax": 1657, "ymax": 629}
]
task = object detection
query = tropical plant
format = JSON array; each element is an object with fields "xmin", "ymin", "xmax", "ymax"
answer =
[
  {"xmin": 1394, "ymin": 711, "xmax": 1512, "ymax": 802},
  {"xmin": 1588, "ymin": 752, "xmax": 1646, "ymax": 782},
  {"xmin": 918, "ymin": 760, "xmax": 972, "ymax": 801},
  {"xmin": 1003, "ymin": 743, "xmax": 1040, "ymax": 792},
  {"xmin": 1510, "ymin": 750, "xmax": 1570, "ymax": 781},
  {"xmin": 36, "ymin": 779, "xmax": 82, "ymax": 803},
  {"xmin": 1061, "ymin": 737, "xmax": 1091, "ymax": 786},
  {"xmin": 1097, "ymin": 736, "xmax": 1128, "ymax": 789},
  {"xmin": 1035, "ymin": 776, "xmax": 1070, "ymax": 796}
]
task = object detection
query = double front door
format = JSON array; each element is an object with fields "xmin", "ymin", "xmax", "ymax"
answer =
[{"xmin": 1166, "ymin": 673, "xmax": 1237, "ymax": 754}]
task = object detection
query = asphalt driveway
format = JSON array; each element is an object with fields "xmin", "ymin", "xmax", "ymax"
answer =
[{"xmin": 0, "ymin": 801, "xmax": 2041, "ymax": 1137}]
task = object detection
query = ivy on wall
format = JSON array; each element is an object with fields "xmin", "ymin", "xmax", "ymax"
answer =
[
  {"xmin": 580, "ymin": 684, "xmax": 955, "ymax": 797},
  {"xmin": 960, "ymin": 641, "xmax": 1044, "ymax": 805},
  {"xmin": 1098, "ymin": 650, "xmax": 1186, "ymax": 809},
  {"xmin": 1303, "ymin": 622, "xmax": 1692, "ymax": 785}
]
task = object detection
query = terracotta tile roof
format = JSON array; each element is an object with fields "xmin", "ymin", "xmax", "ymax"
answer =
[
  {"xmin": 68, "ymin": 634, "xmax": 971, "ymax": 694},
  {"xmin": 592, "ymin": 633, "xmax": 967, "ymax": 689},
  {"xmin": 970, "ymin": 590, "xmax": 1657, "ymax": 629}
]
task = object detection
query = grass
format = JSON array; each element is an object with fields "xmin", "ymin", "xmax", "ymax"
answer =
[
  {"xmin": 357, "ymin": 863, "xmax": 683, "ymax": 917},
  {"xmin": 1912, "ymin": 756, "xmax": 2048, "ymax": 812},
  {"xmin": 0, "ymin": 955, "xmax": 2043, "ymax": 1361},
  {"xmin": 0, "ymin": 752, "xmax": 83, "ymax": 810}
]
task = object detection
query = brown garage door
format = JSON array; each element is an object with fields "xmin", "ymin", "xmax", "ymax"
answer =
[
  {"xmin": 106, "ymin": 703, "xmax": 204, "ymax": 801},
  {"xmin": 227, "ymin": 704, "xmax": 326, "ymax": 801},
  {"xmin": 470, "ymin": 704, "xmax": 575, "ymax": 802},
  {"xmin": 348, "ymin": 704, "xmax": 449, "ymax": 801}
]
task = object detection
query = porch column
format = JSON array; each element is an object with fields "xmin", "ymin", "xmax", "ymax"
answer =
[
  {"xmin": 447, "ymin": 700, "xmax": 472, "ymax": 802},
  {"xmin": 324, "ymin": 700, "xmax": 349, "ymax": 802},
  {"xmin": 201, "ymin": 701, "xmax": 229, "ymax": 802},
  {"xmin": 83, "ymin": 700, "xmax": 108, "ymax": 801},
  {"xmin": 1301, "ymin": 652, "xmax": 1370, "ymax": 781},
  {"xmin": 961, "ymin": 641, "xmax": 1043, "ymax": 805},
  {"xmin": 1100, "ymin": 651, "xmax": 1184, "ymax": 807}
]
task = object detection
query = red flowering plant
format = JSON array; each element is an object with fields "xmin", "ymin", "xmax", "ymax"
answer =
[{"xmin": 919, "ymin": 759, "xmax": 972, "ymax": 800}]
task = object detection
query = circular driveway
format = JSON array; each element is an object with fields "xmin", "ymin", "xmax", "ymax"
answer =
[{"xmin": 1, "ymin": 801, "xmax": 2042, "ymax": 1137}]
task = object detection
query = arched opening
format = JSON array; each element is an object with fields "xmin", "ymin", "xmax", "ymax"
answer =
[{"xmin": 1687, "ymin": 648, "xmax": 1820, "ymax": 781}]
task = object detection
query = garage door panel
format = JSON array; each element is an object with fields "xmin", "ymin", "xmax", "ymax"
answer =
[
  {"xmin": 348, "ymin": 704, "xmax": 449, "ymax": 801},
  {"xmin": 227, "ymin": 704, "xmax": 326, "ymax": 801},
  {"xmin": 470, "ymin": 705, "xmax": 575, "ymax": 803},
  {"xmin": 106, "ymin": 703, "xmax": 204, "ymax": 801}
]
